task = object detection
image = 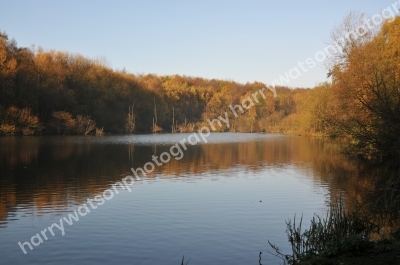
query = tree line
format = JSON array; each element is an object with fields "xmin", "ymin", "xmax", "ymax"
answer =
[
  {"xmin": 1, "ymin": 13, "xmax": 399, "ymax": 159},
  {"xmin": 0, "ymin": 30, "xmax": 302, "ymax": 136}
]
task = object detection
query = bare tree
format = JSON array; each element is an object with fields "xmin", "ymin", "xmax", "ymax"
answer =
[{"xmin": 76, "ymin": 115, "xmax": 96, "ymax": 135}]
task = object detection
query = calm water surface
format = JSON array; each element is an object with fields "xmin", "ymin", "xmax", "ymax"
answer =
[{"xmin": 0, "ymin": 133, "xmax": 392, "ymax": 264}]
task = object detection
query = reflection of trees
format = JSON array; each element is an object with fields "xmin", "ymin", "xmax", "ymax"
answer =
[{"xmin": 0, "ymin": 136, "xmax": 397, "ymax": 229}]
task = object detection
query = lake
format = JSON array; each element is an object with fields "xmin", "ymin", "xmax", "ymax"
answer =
[{"xmin": 0, "ymin": 133, "xmax": 393, "ymax": 264}]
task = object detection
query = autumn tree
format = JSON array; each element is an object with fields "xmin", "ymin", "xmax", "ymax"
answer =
[
  {"xmin": 326, "ymin": 14, "xmax": 400, "ymax": 158},
  {"xmin": 49, "ymin": 111, "xmax": 76, "ymax": 134},
  {"xmin": 0, "ymin": 105, "xmax": 42, "ymax": 135},
  {"xmin": 0, "ymin": 32, "xmax": 17, "ymax": 105}
]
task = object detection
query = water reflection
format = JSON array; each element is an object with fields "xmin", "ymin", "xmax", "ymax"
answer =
[
  {"xmin": 0, "ymin": 134, "xmax": 397, "ymax": 229},
  {"xmin": 2, "ymin": 133, "xmax": 400, "ymax": 265}
]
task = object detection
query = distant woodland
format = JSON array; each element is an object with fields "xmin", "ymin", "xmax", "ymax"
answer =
[{"xmin": 1, "ymin": 14, "xmax": 399, "ymax": 159}]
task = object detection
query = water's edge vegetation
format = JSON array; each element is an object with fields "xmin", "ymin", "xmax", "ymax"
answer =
[{"xmin": 268, "ymin": 191, "xmax": 400, "ymax": 265}]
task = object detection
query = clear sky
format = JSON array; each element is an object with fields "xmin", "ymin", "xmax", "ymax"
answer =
[{"xmin": 0, "ymin": 0, "xmax": 396, "ymax": 88}]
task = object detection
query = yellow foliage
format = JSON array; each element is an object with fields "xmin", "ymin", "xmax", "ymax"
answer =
[
  {"xmin": 0, "ymin": 124, "xmax": 16, "ymax": 135},
  {"xmin": 0, "ymin": 106, "xmax": 42, "ymax": 136}
]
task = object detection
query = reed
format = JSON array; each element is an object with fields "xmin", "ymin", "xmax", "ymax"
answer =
[
  {"xmin": 180, "ymin": 255, "xmax": 190, "ymax": 265},
  {"xmin": 268, "ymin": 195, "xmax": 377, "ymax": 264}
]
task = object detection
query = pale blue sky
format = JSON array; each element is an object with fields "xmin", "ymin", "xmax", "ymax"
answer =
[{"xmin": 0, "ymin": 0, "xmax": 395, "ymax": 87}]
